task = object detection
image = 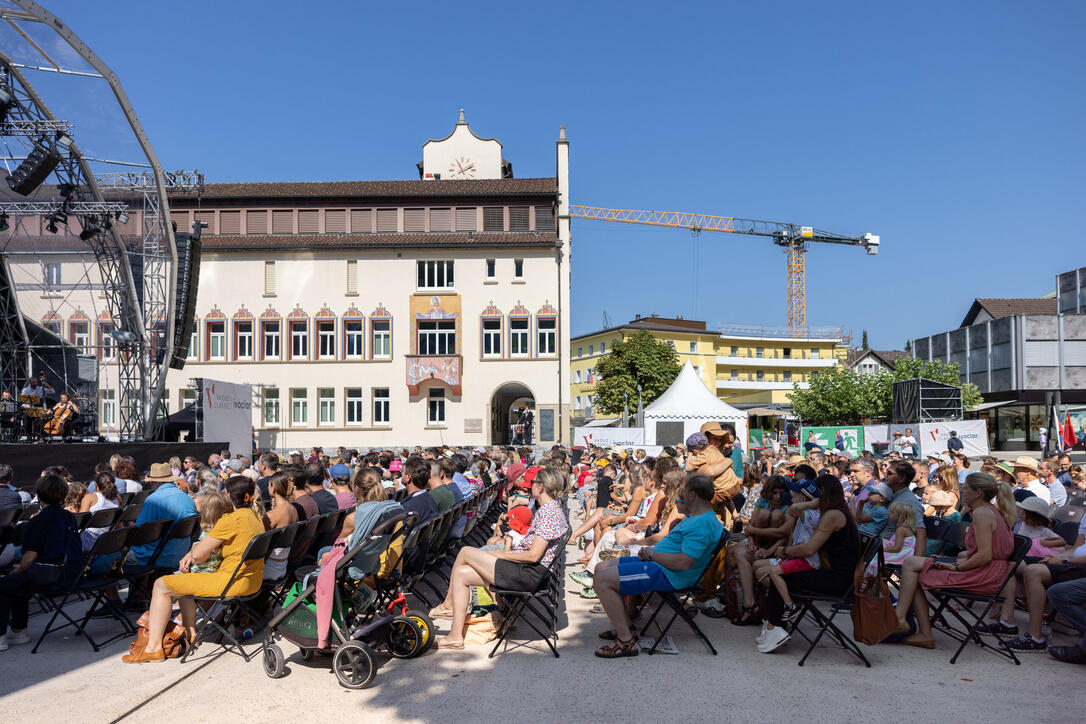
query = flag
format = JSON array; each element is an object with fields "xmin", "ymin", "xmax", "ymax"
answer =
[{"xmin": 1065, "ymin": 412, "xmax": 1078, "ymax": 449}]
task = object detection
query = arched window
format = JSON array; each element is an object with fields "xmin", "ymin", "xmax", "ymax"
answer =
[
  {"xmin": 508, "ymin": 303, "xmax": 530, "ymax": 357},
  {"xmin": 287, "ymin": 305, "xmax": 310, "ymax": 361},
  {"xmin": 536, "ymin": 303, "xmax": 558, "ymax": 357},
  {"xmin": 343, "ymin": 304, "xmax": 365, "ymax": 359},
  {"xmin": 315, "ymin": 305, "xmax": 337, "ymax": 361},
  {"xmin": 259, "ymin": 306, "xmax": 282, "ymax": 361},
  {"xmin": 97, "ymin": 311, "xmax": 115, "ymax": 361},
  {"xmin": 68, "ymin": 308, "xmax": 91, "ymax": 355},
  {"xmin": 41, "ymin": 311, "xmax": 62, "ymax": 337},
  {"xmin": 232, "ymin": 305, "xmax": 255, "ymax": 361},
  {"xmin": 480, "ymin": 302, "xmax": 503, "ymax": 358},
  {"xmin": 370, "ymin": 304, "xmax": 392, "ymax": 360},
  {"xmin": 204, "ymin": 305, "xmax": 227, "ymax": 361}
]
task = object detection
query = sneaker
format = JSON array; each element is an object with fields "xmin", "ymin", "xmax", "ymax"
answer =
[
  {"xmin": 579, "ymin": 586, "xmax": 598, "ymax": 600},
  {"xmin": 1002, "ymin": 634, "xmax": 1047, "ymax": 653},
  {"xmin": 780, "ymin": 602, "xmax": 800, "ymax": 622},
  {"xmin": 568, "ymin": 571, "xmax": 593, "ymax": 586},
  {"xmin": 1049, "ymin": 645, "xmax": 1086, "ymax": 665},
  {"xmin": 0, "ymin": 635, "xmax": 7, "ymax": 652},
  {"xmin": 757, "ymin": 624, "xmax": 790, "ymax": 653},
  {"xmin": 755, "ymin": 622, "xmax": 768, "ymax": 646},
  {"xmin": 974, "ymin": 620, "xmax": 1018, "ymax": 637},
  {"xmin": 6, "ymin": 629, "xmax": 30, "ymax": 645}
]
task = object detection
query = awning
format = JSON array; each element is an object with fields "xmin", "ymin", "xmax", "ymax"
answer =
[
  {"xmin": 584, "ymin": 417, "xmax": 620, "ymax": 427},
  {"xmin": 744, "ymin": 407, "xmax": 789, "ymax": 417},
  {"xmin": 970, "ymin": 399, "xmax": 1019, "ymax": 412}
]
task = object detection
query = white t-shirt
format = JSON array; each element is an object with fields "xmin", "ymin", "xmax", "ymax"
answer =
[
  {"xmin": 1024, "ymin": 478, "xmax": 1052, "ymax": 504},
  {"xmin": 1074, "ymin": 518, "xmax": 1086, "ymax": 559}
]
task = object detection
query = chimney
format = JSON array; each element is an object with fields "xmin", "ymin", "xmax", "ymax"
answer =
[
  {"xmin": 635, "ymin": 314, "xmax": 641, "ymax": 320},
  {"xmin": 677, "ymin": 314, "xmax": 683, "ymax": 320}
]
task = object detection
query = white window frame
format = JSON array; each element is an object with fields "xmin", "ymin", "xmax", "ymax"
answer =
[
  {"xmin": 262, "ymin": 320, "xmax": 281, "ymax": 360},
  {"xmin": 783, "ymin": 371, "xmax": 792, "ymax": 382},
  {"xmin": 318, "ymin": 388, "xmax": 335, "ymax": 425},
  {"xmin": 756, "ymin": 370, "xmax": 765, "ymax": 382},
  {"xmin": 290, "ymin": 320, "xmax": 308, "ymax": 360},
  {"xmin": 317, "ymin": 321, "xmax": 336, "ymax": 359},
  {"xmin": 290, "ymin": 388, "xmax": 307, "ymax": 425},
  {"xmin": 101, "ymin": 388, "xmax": 116, "ymax": 427},
  {"xmin": 371, "ymin": 319, "xmax": 391, "ymax": 359},
  {"xmin": 418, "ymin": 320, "xmax": 455, "ymax": 356},
  {"xmin": 208, "ymin": 321, "xmax": 225, "ymax": 360},
  {"xmin": 537, "ymin": 317, "xmax": 556, "ymax": 356},
  {"xmin": 346, "ymin": 388, "xmax": 364, "ymax": 425},
  {"xmin": 574, "ymin": 396, "xmax": 582, "ymax": 411},
  {"xmin": 689, "ymin": 341, "xmax": 697, "ymax": 353},
  {"xmin": 373, "ymin": 387, "xmax": 390, "ymax": 425},
  {"xmin": 811, "ymin": 348, "xmax": 820, "ymax": 359},
  {"xmin": 180, "ymin": 388, "xmax": 196, "ymax": 410},
  {"xmin": 510, "ymin": 318, "xmax": 529, "ymax": 357},
  {"xmin": 100, "ymin": 324, "xmax": 115, "ymax": 360},
  {"xmin": 483, "ymin": 319, "xmax": 501, "ymax": 357},
  {"xmin": 235, "ymin": 321, "xmax": 253, "ymax": 360},
  {"xmin": 188, "ymin": 326, "xmax": 198, "ymax": 360},
  {"xmin": 756, "ymin": 347, "xmax": 764, "ymax": 359},
  {"xmin": 574, "ymin": 369, "xmax": 582, "ymax": 383},
  {"xmin": 416, "ymin": 260, "xmax": 454, "ymax": 290},
  {"xmin": 71, "ymin": 321, "xmax": 91, "ymax": 354},
  {"xmin": 344, "ymin": 319, "xmax": 363, "ymax": 359},
  {"xmin": 428, "ymin": 388, "xmax": 446, "ymax": 425},
  {"xmin": 44, "ymin": 262, "xmax": 61, "ymax": 290},
  {"xmin": 264, "ymin": 388, "xmax": 280, "ymax": 426}
]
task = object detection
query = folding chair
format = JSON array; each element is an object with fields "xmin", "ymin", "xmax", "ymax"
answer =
[
  {"xmin": 31, "ymin": 527, "xmax": 136, "ymax": 653},
  {"xmin": 132, "ymin": 489, "xmax": 153, "ymax": 504},
  {"xmin": 83, "ymin": 507, "xmax": 124, "ymax": 532},
  {"xmin": 70, "ymin": 512, "xmax": 92, "ymax": 533},
  {"xmin": 403, "ymin": 516, "xmax": 444, "ymax": 606},
  {"xmin": 306, "ymin": 510, "xmax": 349, "ymax": 564},
  {"xmin": 114, "ymin": 503, "xmax": 144, "ymax": 528},
  {"xmin": 181, "ymin": 529, "xmax": 278, "ymax": 662},
  {"xmin": 0, "ymin": 507, "xmax": 19, "ymax": 526},
  {"xmin": 1056, "ymin": 520, "xmax": 1081, "ymax": 546},
  {"xmin": 285, "ymin": 515, "xmax": 321, "ymax": 579},
  {"xmin": 636, "ymin": 529, "xmax": 731, "ymax": 656},
  {"xmin": 118, "ymin": 492, "xmax": 135, "ymax": 506},
  {"xmin": 19, "ymin": 503, "xmax": 41, "ymax": 521},
  {"xmin": 926, "ymin": 533, "xmax": 1032, "ymax": 664},
  {"xmin": 489, "ymin": 529, "xmax": 572, "ymax": 658},
  {"xmin": 785, "ymin": 533, "xmax": 882, "ymax": 667}
]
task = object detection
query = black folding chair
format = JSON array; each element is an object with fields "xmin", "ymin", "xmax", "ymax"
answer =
[
  {"xmin": 114, "ymin": 503, "xmax": 144, "ymax": 528},
  {"xmin": 785, "ymin": 533, "xmax": 882, "ymax": 667},
  {"xmin": 0, "ymin": 507, "xmax": 20, "ymax": 526},
  {"xmin": 70, "ymin": 512, "xmax": 92, "ymax": 533},
  {"xmin": 132, "ymin": 489, "xmax": 152, "ymax": 504},
  {"xmin": 285, "ymin": 515, "xmax": 321, "ymax": 578},
  {"xmin": 31, "ymin": 527, "xmax": 136, "ymax": 653},
  {"xmin": 489, "ymin": 529, "xmax": 572, "ymax": 658},
  {"xmin": 635, "ymin": 530, "xmax": 731, "ymax": 656},
  {"xmin": 180, "ymin": 529, "xmax": 278, "ymax": 662},
  {"xmin": 83, "ymin": 507, "xmax": 124, "ymax": 532},
  {"xmin": 118, "ymin": 492, "xmax": 135, "ymax": 506},
  {"xmin": 926, "ymin": 533, "xmax": 1032, "ymax": 664},
  {"xmin": 1056, "ymin": 520, "xmax": 1081, "ymax": 546}
]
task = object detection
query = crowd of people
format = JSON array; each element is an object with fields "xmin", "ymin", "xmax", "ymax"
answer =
[{"xmin": 0, "ymin": 434, "xmax": 1084, "ymax": 670}]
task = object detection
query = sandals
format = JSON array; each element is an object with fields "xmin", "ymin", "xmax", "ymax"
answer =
[
  {"xmin": 598, "ymin": 630, "xmax": 618, "ymax": 640},
  {"xmin": 436, "ymin": 637, "xmax": 466, "ymax": 650},
  {"xmin": 731, "ymin": 605, "xmax": 759, "ymax": 626},
  {"xmin": 594, "ymin": 637, "xmax": 639, "ymax": 658},
  {"xmin": 428, "ymin": 606, "xmax": 455, "ymax": 619}
]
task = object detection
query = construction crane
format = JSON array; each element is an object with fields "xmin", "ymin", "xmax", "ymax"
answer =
[{"xmin": 568, "ymin": 206, "xmax": 879, "ymax": 335}]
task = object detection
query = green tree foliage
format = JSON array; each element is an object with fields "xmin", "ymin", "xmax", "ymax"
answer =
[
  {"xmin": 594, "ymin": 331, "xmax": 681, "ymax": 420},
  {"xmin": 861, "ymin": 330, "xmax": 869, "ymax": 350},
  {"xmin": 788, "ymin": 357, "xmax": 983, "ymax": 425},
  {"xmin": 904, "ymin": 339, "xmax": 912, "ymax": 353}
]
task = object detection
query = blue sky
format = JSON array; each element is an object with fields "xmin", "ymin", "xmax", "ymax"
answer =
[{"xmin": 21, "ymin": 1, "xmax": 1086, "ymax": 349}]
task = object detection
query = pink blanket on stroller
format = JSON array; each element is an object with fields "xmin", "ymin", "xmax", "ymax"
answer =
[{"xmin": 316, "ymin": 542, "xmax": 347, "ymax": 648}]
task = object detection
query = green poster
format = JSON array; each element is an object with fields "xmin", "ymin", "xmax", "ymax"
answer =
[
  {"xmin": 800, "ymin": 426, "xmax": 864, "ymax": 457},
  {"xmin": 748, "ymin": 429, "xmax": 764, "ymax": 449}
]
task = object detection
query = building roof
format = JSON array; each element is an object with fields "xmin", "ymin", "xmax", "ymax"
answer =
[
  {"xmin": 572, "ymin": 315, "xmax": 709, "ymax": 342},
  {"xmin": 199, "ymin": 231, "xmax": 558, "ymax": 252},
  {"xmin": 960, "ymin": 298, "xmax": 1058, "ymax": 327},
  {"xmin": 846, "ymin": 348, "xmax": 909, "ymax": 369},
  {"xmin": 168, "ymin": 177, "xmax": 556, "ymax": 201}
]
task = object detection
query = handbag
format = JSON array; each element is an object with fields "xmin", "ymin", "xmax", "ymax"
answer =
[
  {"xmin": 850, "ymin": 545, "xmax": 899, "ymax": 645},
  {"xmin": 129, "ymin": 611, "xmax": 189, "ymax": 659}
]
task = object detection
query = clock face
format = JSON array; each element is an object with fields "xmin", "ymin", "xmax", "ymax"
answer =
[{"xmin": 447, "ymin": 156, "xmax": 476, "ymax": 179}]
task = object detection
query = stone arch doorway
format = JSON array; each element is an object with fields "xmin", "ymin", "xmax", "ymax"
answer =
[{"xmin": 490, "ymin": 382, "xmax": 535, "ymax": 445}]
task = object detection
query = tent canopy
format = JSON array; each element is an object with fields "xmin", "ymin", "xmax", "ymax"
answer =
[{"xmin": 645, "ymin": 361, "xmax": 746, "ymax": 421}]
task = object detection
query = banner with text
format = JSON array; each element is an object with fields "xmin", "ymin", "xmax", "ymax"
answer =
[
  {"xmin": 201, "ymin": 379, "xmax": 253, "ymax": 457},
  {"xmin": 800, "ymin": 425, "xmax": 865, "ymax": 458},
  {"xmin": 918, "ymin": 420, "xmax": 989, "ymax": 458},
  {"xmin": 574, "ymin": 427, "xmax": 645, "ymax": 449}
]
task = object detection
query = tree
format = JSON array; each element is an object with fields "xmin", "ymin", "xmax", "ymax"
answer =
[
  {"xmin": 861, "ymin": 330, "xmax": 869, "ymax": 350},
  {"xmin": 788, "ymin": 357, "xmax": 983, "ymax": 425},
  {"xmin": 904, "ymin": 339, "xmax": 912, "ymax": 353},
  {"xmin": 593, "ymin": 331, "xmax": 681, "ymax": 422}
]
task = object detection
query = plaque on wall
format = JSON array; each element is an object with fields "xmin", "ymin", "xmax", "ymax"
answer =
[
  {"xmin": 464, "ymin": 418, "xmax": 482, "ymax": 433},
  {"xmin": 539, "ymin": 409, "xmax": 554, "ymax": 441}
]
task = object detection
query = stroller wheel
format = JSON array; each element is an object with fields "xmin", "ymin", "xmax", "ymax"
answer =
[
  {"xmin": 387, "ymin": 616, "xmax": 423, "ymax": 659},
  {"xmin": 407, "ymin": 611, "xmax": 436, "ymax": 656},
  {"xmin": 263, "ymin": 644, "xmax": 286, "ymax": 679},
  {"xmin": 300, "ymin": 648, "xmax": 315, "ymax": 662},
  {"xmin": 333, "ymin": 641, "xmax": 377, "ymax": 689}
]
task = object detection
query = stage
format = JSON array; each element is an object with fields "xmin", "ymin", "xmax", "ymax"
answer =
[{"xmin": 0, "ymin": 441, "xmax": 227, "ymax": 484}]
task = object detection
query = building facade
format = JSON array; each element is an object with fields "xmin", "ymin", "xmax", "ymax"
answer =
[
  {"xmin": 9, "ymin": 114, "xmax": 572, "ymax": 449},
  {"xmin": 570, "ymin": 315, "xmax": 844, "ymax": 425}
]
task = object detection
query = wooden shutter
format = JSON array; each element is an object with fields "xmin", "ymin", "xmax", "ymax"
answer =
[
  {"xmin": 346, "ymin": 260, "xmax": 358, "ymax": 294},
  {"xmin": 264, "ymin": 261, "xmax": 276, "ymax": 295},
  {"xmin": 298, "ymin": 209, "xmax": 319, "ymax": 234},
  {"xmin": 325, "ymin": 209, "xmax": 346, "ymax": 233},
  {"xmin": 404, "ymin": 208, "xmax": 425, "ymax": 232},
  {"xmin": 246, "ymin": 210, "xmax": 268, "ymax": 234},
  {"xmin": 350, "ymin": 208, "xmax": 372, "ymax": 233},
  {"xmin": 483, "ymin": 206, "xmax": 504, "ymax": 231},
  {"xmin": 272, "ymin": 210, "xmax": 293, "ymax": 234},
  {"xmin": 509, "ymin": 206, "xmax": 530, "ymax": 231},
  {"xmin": 534, "ymin": 205, "xmax": 555, "ymax": 230},
  {"xmin": 376, "ymin": 208, "xmax": 397, "ymax": 233},
  {"xmin": 429, "ymin": 207, "xmax": 451, "ymax": 232},
  {"xmin": 219, "ymin": 210, "xmax": 241, "ymax": 235},
  {"xmin": 171, "ymin": 210, "xmax": 190, "ymax": 232},
  {"xmin": 455, "ymin": 207, "xmax": 477, "ymax": 231}
]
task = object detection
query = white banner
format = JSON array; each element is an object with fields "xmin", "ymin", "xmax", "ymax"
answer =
[
  {"xmin": 201, "ymin": 379, "xmax": 253, "ymax": 457},
  {"xmin": 918, "ymin": 421, "xmax": 989, "ymax": 458},
  {"xmin": 573, "ymin": 426, "xmax": 645, "ymax": 449}
]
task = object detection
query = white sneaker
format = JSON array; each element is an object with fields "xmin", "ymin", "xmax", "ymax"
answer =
[
  {"xmin": 0, "ymin": 635, "xmax": 8, "ymax": 652},
  {"xmin": 6, "ymin": 629, "xmax": 30, "ymax": 645},
  {"xmin": 757, "ymin": 625, "xmax": 790, "ymax": 653},
  {"xmin": 755, "ymin": 622, "xmax": 768, "ymax": 646}
]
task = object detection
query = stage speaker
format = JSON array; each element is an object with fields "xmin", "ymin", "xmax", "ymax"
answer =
[
  {"xmin": 892, "ymin": 378, "xmax": 962, "ymax": 423},
  {"xmin": 169, "ymin": 232, "xmax": 201, "ymax": 370}
]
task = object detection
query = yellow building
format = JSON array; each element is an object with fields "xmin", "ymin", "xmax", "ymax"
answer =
[{"xmin": 570, "ymin": 315, "xmax": 844, "ymax": 424}]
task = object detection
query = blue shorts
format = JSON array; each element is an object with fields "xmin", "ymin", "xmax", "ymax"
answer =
[{"xmin": 617, "ymin": 557, "xmax": 676, "ymax": 596}]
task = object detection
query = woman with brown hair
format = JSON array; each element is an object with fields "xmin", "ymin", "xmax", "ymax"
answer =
[
  {"xmin": 934, "ymin": 466, "xmax": 961, "ymax": 509},
  {"xmin": 262, "ymin": 471, "xmax": 299, "ymax": 582}
]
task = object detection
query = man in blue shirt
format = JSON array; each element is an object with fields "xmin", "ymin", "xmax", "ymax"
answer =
[
  {"xmin": 129, "ymin": 464, "xmax": 198, "ymax": 569},
  {"xmin": 448, "ymin": 454, "xmax": 475, "ymax": 537}
]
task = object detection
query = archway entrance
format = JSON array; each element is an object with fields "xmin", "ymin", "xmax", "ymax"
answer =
[{"xmin": 490, "ymin": 382, "xmax": 535, "ymax": 445}]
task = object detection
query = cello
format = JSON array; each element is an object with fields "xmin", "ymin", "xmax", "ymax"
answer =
[{"xmin": 44, "ymin": 398, "xmax": 75, "ymax": 436}]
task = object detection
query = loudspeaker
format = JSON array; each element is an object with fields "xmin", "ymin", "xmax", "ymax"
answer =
[
  {"xmin": 5, "ymin": 144, "xmax": 62, "ymax": 196},
  {"xmin": 169, "ymin": 232, "xmax": 201, "ymax": 370}
]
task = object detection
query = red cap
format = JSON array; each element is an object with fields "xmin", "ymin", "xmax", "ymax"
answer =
[
  {"xmin": 508, "ymin": 505, "xmax": 532, "ymax": 535},
  {"xmin": 505, "ymin": 462, "xmax": 527, "ymax": 486},
  {"xmin": 519, "ymin": 466, "xmax": 543, "ymax": 490}
]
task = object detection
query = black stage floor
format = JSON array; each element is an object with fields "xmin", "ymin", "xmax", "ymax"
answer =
[{"xmin": 0, "ymin": 441, "xmax": 226, "ymax": 484}]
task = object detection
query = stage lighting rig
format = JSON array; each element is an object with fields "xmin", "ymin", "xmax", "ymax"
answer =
[{"xmin": 0, "ymin": 212, "xmax": 8, "ymax": 232}]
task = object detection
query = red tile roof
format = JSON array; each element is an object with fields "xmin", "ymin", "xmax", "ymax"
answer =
[
  {"xmin": 961, "ymin": 298, "xmax": 1058, "ymax": 327},
  {"xmin": 168, "ymin": 177, "xmax": 557, "ymax": 200}
]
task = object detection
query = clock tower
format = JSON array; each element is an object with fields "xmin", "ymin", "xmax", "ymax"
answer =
[{"xmin": 419, "ymin": 110, "xmax": 509, "ymax": 180}]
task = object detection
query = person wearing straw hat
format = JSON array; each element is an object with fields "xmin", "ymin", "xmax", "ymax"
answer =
[
  {"xmin": 1011, "ymin": 456, "xmax": 1052, "ymax": 503},
  {"xmin": 685, "ymin": 421, "xmax": 739, "ymax": 526}
]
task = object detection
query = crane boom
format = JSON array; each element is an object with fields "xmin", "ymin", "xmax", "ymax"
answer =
[{"xmin": 568, "ymin": 204, "xmax": 879, "ymax": 334}]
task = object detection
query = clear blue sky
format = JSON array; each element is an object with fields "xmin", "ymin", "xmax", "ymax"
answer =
[{"xmin": 21, "ymin": 1, "xmax": 1086, "ymax": 349}]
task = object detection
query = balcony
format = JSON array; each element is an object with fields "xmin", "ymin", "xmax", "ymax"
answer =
[
  {"xmin": 715, "ymin": 355, "xmax": 837, "ymax": 368},
  {"xmin": 406, "ymin": 355, "xmax": 462, "ymax": 395},
  {"xmin": 716, "ymin": 379, "xmax": 810, "ymax": 391}
]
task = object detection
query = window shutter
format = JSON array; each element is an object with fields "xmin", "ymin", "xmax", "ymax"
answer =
[
  {"xmin": 350, "ymin": 208, "xmax": 372, "ymax": 233},
  {"xmin": 325, "ymin": 209, "xmax": 346, "ymax": 233},
  {"xmin": 346, "ymin": 260, "xmax": 358, "ymax": 294},
  {"xmin": 455, "ymin": 207, "xmax": 477, "ymax": 231},
  {"xmin": 376, "ymin": 208, "xmax": 397, "ymax": 233},
  {"xmin": 298, "ymin": 210, "xmax": 319, "ymax": 234},
  {"xmin": 429, "ymin": 207, "xmax": 451, "ymax": 232},
  {"xmin": 272, "ymin": 210, "xmax": 293, "ymax": 234},
  {"xmin": 509, "ymin": 206, "xmax": 530, "ymax": 231},
  {"xmin": 483, "ymin": 206, "xmax": 504, "ymax": 231},
  {"xmin": 195, "ymin": 210, "xmax": 216, "ymax": 234},
  {"xmin": 264, "ymin": 260, "xmax": 276, "ymax": 295},
  {"xmin": 404, "ymin": 208, "xmax": 425, "ymax": 232},
  {"xmin": 171, "ymin": 210, "xmax": 190, "ymax": 231},
  {"xmin": 246, "ymin": 210, "xmax": 268, "ymax": 234},
  {"xmin": 534, "ymin": 205, "xmax": 555, "ymax": 230},
  {"xmin": 219, "ymin": 210, "xmax": 241, "ymax": 235}
]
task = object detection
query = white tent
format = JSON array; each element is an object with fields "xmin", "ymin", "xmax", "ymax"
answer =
[{"xmin": 643, "ymin": 361, "xmax": 748, "ymax": 447}]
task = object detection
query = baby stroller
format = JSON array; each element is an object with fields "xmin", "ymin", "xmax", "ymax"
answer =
[{"xmin": 261, "ymin": 502, "xmax": 433, "ymax": 689}]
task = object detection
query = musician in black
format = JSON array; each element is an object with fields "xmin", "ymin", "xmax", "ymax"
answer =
[
  {"xmin": 0, "ymin": 390, "xmax": 17, "ymax": 441},
  {"xmin": 45, "ymin": 392, "xmax": 80, "ymax": 437}
]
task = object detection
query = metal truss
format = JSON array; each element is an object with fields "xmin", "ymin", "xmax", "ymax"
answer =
[
  {"xmin": 96, "ymin": 170, "xmax": 204, "ymax": 194},
  {"xmin": 0, "ymin": 200, "xmax": 129, "ymax": 215},
  {"xmin": 0, "ymin": 117, "xmax": 72, "ymax": 135},
  {"xmin": 0, "ymin": 253, "xmax": 29, "ymax": 395}
]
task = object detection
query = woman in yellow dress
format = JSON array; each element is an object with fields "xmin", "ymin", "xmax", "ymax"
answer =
[{"xmin": 123, "ymin": 476, "xmax": 266, "ymax": 663}]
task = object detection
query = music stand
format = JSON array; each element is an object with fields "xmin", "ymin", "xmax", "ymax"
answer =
[{"xmin": 19, "ymin": 395, "xmax": 46, "ymax": 441}]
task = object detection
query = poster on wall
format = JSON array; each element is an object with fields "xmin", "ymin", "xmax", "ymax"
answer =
[
  {"xmin": 201, "ymin": 379, "xmax": 253, "ymax": 457},
  {"xmin": 573, "ymin": 427, "xmax": 645, "ymax": 448},
  {"xmin": 800, "ymin": 426, "xmax": 865, "ymax": 457},
  {"xmin": 918, "ymin": 420, "xmax": 990, "ymax": 458}
]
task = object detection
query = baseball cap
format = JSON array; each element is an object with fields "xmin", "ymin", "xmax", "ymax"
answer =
[
  {"xmin": 786, "ymin": 477, "xmax": 822, "ymax": 500},
  {"xmin": 329, "ymin": 463, "xmax": 351, "ymax": 481},
  {"xmin": 224, "ymin": 458, "xmax": 244, "ymax": 472},
  {"xmin": 389, "ymin": 460, "xmax": 403, "ymax": 473},
  {"xmin": 505, "ymin": 462, "xmax": 527, "ymax": 486},
  {"xmin": 519, "ymin": 466, "xmax": 542, "ymax": 490},
  {"xmin": 287, "ymin": 450, "xmax": 301, "ymax": 457},
  {"xmin": 508, "ymin": 505, "xmax": 533, "ymax": 535},
  {"xmin": 865, "ymin": 482, "xmax": 893, "ymax": 500},
  {"xmin": 685, "ymin": 432, "xmax": 708, "ymax": 450}
]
